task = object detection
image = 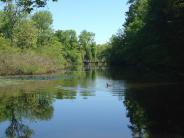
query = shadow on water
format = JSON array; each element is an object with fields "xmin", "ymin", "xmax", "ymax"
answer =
[
  {"xmin": 105, "ymin": 67, "xmax": 184, "ymax": 138},
  {"xmin": 123, "ymin": 83, "xmax": 184, "ymax": 138},
  {"xmin": 0, "ymin": 66, "xmax": 184, "ymax": 138}
]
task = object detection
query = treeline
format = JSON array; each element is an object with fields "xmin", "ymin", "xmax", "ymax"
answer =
[
  {"xmin": 105, "ymin": 0, "xmax": 184, "ymax": 71},
  {"xmin": 0, "ymin": 2, "xmax": 97, "ymax": 75}
]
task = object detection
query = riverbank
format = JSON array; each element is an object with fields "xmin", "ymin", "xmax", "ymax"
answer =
[{"xmin": 0, "ymin": 46, "xmax": 67, "ymax": 76}]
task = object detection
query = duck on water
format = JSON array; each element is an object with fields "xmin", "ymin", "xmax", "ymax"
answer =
[{"xmin": 106, "ymin": 83, "xmax": 112, "ymax": 88}]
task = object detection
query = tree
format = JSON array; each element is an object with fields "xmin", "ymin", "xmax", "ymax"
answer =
[
  {"xmin": 79, "ymin": 30, "xmax": 95, "ymax": 50},
  {"xmin": 0, "ymin": 0, "xmax": 56, "ymax": 44},
  {"xmin": 107, "ymin": 0, "xmax": 184, "ymax": 71},
  {"xmin": 13, "ymin": 20, "xmax": 38, "ymax": 49},
  {"xmin": 32, "ymin": 11, "xmax": 53, "ymax": 31},
  {"xmin": 54, "ymin": 30, "xmax": 82, "ymax": 64},
  {"xmin": 96, "ymin": 43, "xmax": 110, "ymax": 62},
  {"xmin": 79, "ymin": 30, "xmax": 96, "ymax": 61},
  {"xmin": 0, "ymin": 4, "xmax": 26, "ymax": 41},
  {"xmin": 32, "ymin": 11, "xmax": 53, "ymax": 46},
  {"xmin": 0, "ymin": 0, "xmax": 57, "ymax": 13},
  {"xmin": 55, "ymin": 30, "xmax": 78, "ymax": 49},
  {"xmin": 91, "ymin": 42, "xmax": 96, "ymax": 61}
]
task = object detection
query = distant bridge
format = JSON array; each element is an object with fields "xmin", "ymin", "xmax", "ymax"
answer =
[{"xmin": 83, "ymin": 60, "xmax": 106, "ymax": 65}]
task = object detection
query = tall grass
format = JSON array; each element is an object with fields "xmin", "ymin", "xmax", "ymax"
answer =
[
  {"xmin": 0, "ymin": 51, "xmax": 63, "ymax": 75},
  {"xmin": 0, "ymin": 38, "xmax": 65, "ymax": 75}
]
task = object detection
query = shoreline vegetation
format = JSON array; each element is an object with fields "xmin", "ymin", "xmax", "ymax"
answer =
[
  {"xmin": 0, "ymin": 0, "xmax": 184, "ymax": 77},
  {"xmin": 0, "ymin": 9, "xmax": 105, "ymax": 76},
  {"xmin": 0, "ymin": 46, "xmax": 64, "ymax": 75},
  {"xmin": 105, "ymin": 0, "xmax": 184, "ymax": 73}
]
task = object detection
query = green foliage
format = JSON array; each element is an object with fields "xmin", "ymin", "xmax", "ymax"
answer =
[
  {"xmin": 0, "ymin": 6, "xmax": 98, "ymax": 75},
  {"xmin": 37, "ymin": 29, "xmax": 54, "ymax": 46},
  {"xmin": 79, "ymin": 30, "xmax": 95, "ymax": 49},
  {"xmin": 32, "ymin": 11, "xmax": 53, "ymax": 31},
  {"xmin": 107, "ymin": 0, "xmax": 184, "ymax": 71},
  {"xmin": 13, "ymin": 20, "xmax": 38, "ymax": 49},
  {"xmin": 64, "ymin": 50, "xmax": 83, "ymax": 64},
  {"xmin": 32, "ymin": 11, "xmax": 53, "ymax": 46},
  {"xmin": 96, "ymin": 43, "xmax": 111, "ymax": 62},
  {"xmin": 0, "ymin": 49, "xmax": 61, "ymax": 75},
  {"xmin": 36, "ymin": 38, "xmax": 67, "ymax": 66},
  {"xmin": 79, "ymin": 30, "xmax": 96, "ymax": 61},
  {"xmin": 54, "ymin": 30, "xmax": 83, "ymax": 64},
  {"xmin": 0, "ymin": 4, "xmax": 25, "ymax": 40},
  {"xmin": 91, "ymin": 42, "xmax": 96, "ymax": 60},
  {"xmin": 0, "ymin": 0, "xmax": 57, "ymax": 13},
  {"xmin": 0, "ymin": 35, "xmax": 11, "ymax": 49},
  {"xmin": 55, "ymin": 30, "xmax": 78, "ymax": 49}
]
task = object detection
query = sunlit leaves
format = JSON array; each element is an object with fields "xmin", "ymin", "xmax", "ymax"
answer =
[{"xmin": 13, "ymin": 20, "xmax": 38, "ymax": 49}]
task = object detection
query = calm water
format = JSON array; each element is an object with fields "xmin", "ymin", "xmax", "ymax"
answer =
[{"xmin": 0, "ymin": 68, "xmax": 184, "ymax": 138}]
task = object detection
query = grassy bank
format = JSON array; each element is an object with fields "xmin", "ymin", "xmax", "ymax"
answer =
[
  {"xmin": 0, "ymin": 40, "xmax": 67, "ymax": 75},
  {"xmin": 0, "ymin": 52, "xmax": 62, "ymax": 75},
  {"xmin": 0, "ymin": 55, "xmax": 63, "ymax": 76}
]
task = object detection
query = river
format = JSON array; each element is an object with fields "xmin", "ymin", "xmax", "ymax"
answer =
[{"xmin": 0, "ymin": 67, "xmax": 184, "ymax": 138}]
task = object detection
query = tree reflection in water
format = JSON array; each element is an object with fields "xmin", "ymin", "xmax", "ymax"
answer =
[
  {"xmin": 0, "ymin": 92, "xmax": 54, "ymax": 138},
  {"xmin": 104, "ymin": 67, "xmax": 184, "ymax": 138},
  {"xmin": 1, "ymin": 68, "xmax": 184, "ymax": 138},
  {"xmin": 124, "ymin": 84, "xmax": 184, "ymax": 138},
  {"xmin": 0, "ymin": 69, "xmax": 98, "ymax": 138}
]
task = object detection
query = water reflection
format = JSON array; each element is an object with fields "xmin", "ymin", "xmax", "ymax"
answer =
[
  {"xmin": 107, "ymin": 67, "xmax": 184, "ymax": 138},
  {"xmin": 124, "ymin": 84, "xmax": 184, "ymax": 138},
  {"xmin": 0, "ymin": 67, "xmax": 184, "ymax": 138},
  {"xmin": 0, "ymin": 69, "xmax": 111, "ymax": 138},
  {"xmin": 0, "ymin": 92, "xmax": 54, "ymax": 138}
]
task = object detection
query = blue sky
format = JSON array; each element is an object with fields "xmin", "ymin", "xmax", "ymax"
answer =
[{"xmin": 43, "ymin": 0, "xmax": 128, "ymax": 44}]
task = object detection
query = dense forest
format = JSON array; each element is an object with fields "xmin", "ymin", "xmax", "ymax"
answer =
[
  {"xmin": 0, "ymin": 0, "xmax": 99, "ymax": 75},
  {"xmin": 0, "ymin": 0, "xmax": 184, "ymax": 75},
  {"xmin": 104, "ymin": 0, "xmax": 184, "ymax": 72}
]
